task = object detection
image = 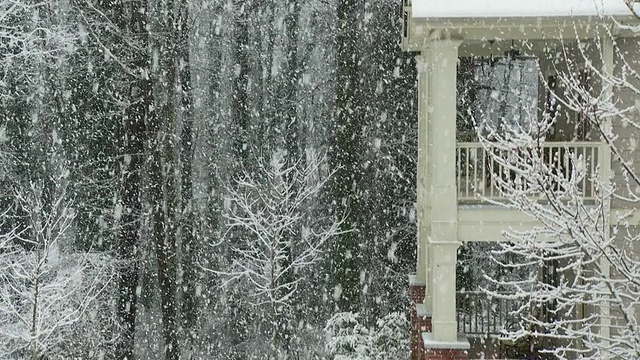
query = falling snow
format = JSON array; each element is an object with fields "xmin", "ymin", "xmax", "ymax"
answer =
[{"xmin": 1, "ymin": 0, "xmax": 639, "ymax": 359}]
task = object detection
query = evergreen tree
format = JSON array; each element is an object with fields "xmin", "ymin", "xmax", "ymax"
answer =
[{"xmin": 331, "ymin": 0, "xmax": 363, "ymax": 313}]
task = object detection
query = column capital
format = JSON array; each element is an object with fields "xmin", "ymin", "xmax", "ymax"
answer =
[
  {"xmin": 429, "ymin": 242, "xmax": 459, "ymax": 265},
  {"xmin": 416, "ymin": 48, "xmax": 433, "ymax": 73},
  {"xmin": 427, "ymin": 39, "xmax": 462, "ymax": 50},
  {"xmin": 429, "ymin": 40, "xmax": 461, "ymax": 68},
  {"xmin": 428, "ymin": 240, "xmax": 461, "ymax": 247},
  {"xmin": 597, "ymin": 23, "xmax": 619, "ymax": 39},
  {"xmin": 425, "ymin": 29, "xmax": 464, "ymax": 44}
]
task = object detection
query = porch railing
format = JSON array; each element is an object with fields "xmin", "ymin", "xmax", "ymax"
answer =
[
  {"xmin": 456, "ymin": 291, "xmax": 524, "ymax": 337},
  {"xmin": 456, "ymin": 142, "xmax": 603, "ymax": 202}
]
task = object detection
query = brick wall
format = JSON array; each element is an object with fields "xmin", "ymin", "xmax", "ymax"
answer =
[
  {"xmin": 424, "ymin": 348, "xmax": 469, "ymax": 360},
  {"xmin": 409, "ymin": 283, "xmax": 426, "ymax": 360}
]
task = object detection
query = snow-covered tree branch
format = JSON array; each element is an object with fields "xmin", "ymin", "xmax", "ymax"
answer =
[
  {"xmin": 324, "ymin": 311, "xmax": 408, "ymax": 360},
  {"xmin": 211, "ymin": 150, "xmax": 343, "ymax": 357},
  {"xmin": 0, "ymin": 180, "xmax": 117, "ymax": 359}
]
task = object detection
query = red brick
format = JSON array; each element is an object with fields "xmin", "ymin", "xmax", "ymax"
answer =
[
  {"xmin": 417, "ymin": 315, "xmax": 432, "ymax": 332},
  {"xmin": 409, "ymin": 283, "xmax": 426, "ymax": 359},
  {"xmin": 409, "ymin": 316, "xmax": 422, "ymax": 360},
  {"xmin": 409, "ymin": 285, "xmax": 426, "ymax": 303},
  {"xmin": 424, "ymin": 348, "xmax": 469, "ymax": 360},
  {"xmin": 410, "ymin": 329, "xmax": 420, "ymax": 360}
]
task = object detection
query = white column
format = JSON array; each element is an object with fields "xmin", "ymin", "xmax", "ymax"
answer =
[
  {"xmin": 416, "ymin": 49, "xmax": 432, "ymax": 311},
  {"xmin": 427, "ymin": 39, "xmax": 461, "ymax": 343},
  {"xmin": 598, "ymin": 32, "xmax": 614, "ymax": 348}
]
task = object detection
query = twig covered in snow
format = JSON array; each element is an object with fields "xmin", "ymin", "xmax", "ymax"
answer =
[
  {"xmin": 206, "ymin": 149, "xmax": 344, "ymax": 356},
  {"xmin": 0, "ymin": 182, "xmax": 117, "ymax": 359}
]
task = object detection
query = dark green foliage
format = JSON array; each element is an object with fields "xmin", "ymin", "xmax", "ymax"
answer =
[
  {"xmin": 356, "ymin": 0, "xmax": 417, "ymax": 318},
  {"xmin": 331, "ymin": 0, "xmax": 363, "ymax": 313},
  {"xmin": 330, "ymin": 0, "xmax": 417, "ymax": 318}
]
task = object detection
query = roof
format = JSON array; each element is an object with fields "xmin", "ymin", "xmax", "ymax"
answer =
[{"xmin": 412, "ymin": 0, "xmax": 640, "ymax": 19}]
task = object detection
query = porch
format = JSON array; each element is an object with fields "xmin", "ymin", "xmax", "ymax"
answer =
[{"xmin": 403, "ymin": 0, "xmax": 629, "ymax": 358}]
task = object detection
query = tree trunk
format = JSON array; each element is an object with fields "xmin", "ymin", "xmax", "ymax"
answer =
[
  {"xmin": 331, "ymin": 0, "xmax": 362, "ymax": 313},
  {"xmin": 276, "ymin": 0, "xmax": 302, "ymax": 354},
  {"xmin": 232, "ymin": 0, "xmax": 250, "ymax": 164},
  {"xmin": 148, "ymin": 103, "xmax": 180, "ymax": 360},
  {"xmin": 224, "ymin": 3, "xmax": 251, "ymax": 358},
  {"xmin": 115, "ymin": 0, "xmax": 151, "ymax": 357},
  {"xmin": 284, "ymin": 0, "xmax": 301, "ymax": 163},
  {"xmin": 178, "ymin": 0, "xmax": 197, "ymax": 334},
  {"xmin": 148, "ymin": 2, "xmax": 180, "ymax": 358}
]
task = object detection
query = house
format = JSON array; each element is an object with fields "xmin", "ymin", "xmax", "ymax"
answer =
[{"xmin": 401, "ymin": 1, "xmax": 640, "ymax": 359}]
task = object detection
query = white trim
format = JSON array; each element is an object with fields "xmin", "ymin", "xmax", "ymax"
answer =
[
  {"xmin": 421, "ymin": 332, "xmax": 470, "ymax": 350},
  {"xmin": 412, "ymin": 0, "xmax": 640, "ymax": 19}
]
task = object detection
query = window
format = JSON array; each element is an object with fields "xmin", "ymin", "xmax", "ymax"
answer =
[{"xmin": 457, "ymin": 55, "xmax": 540, "ymax": 141}]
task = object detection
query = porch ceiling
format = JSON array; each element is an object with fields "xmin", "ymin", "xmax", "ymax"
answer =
[
  {"xmin": 412, "ymin": 0, "xmax": 639, "ymax": 19},
  {"xmin": 409, "ymin": 17, "xmax": 639, "ymax": 44},
  {"xmin": 457, "ymin": 39, "xmax": 565, "ymax": 58}
]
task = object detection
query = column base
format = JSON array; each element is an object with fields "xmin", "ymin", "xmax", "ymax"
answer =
[
  {"xmin": 421, "ymin": 333, "xmax": 470, "ymax": 360},
  {"xmin": 415, "ymin": 304, "xmax": 432, "ymax": 332},
  {"xmin": 409, "ymin": 274, "xmax": 426, "ymax": 303}
]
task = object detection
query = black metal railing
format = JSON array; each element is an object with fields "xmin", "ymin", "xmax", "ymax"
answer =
[{"xmin": 456, "ymin": 291, "xmax": 525, "ymax": 336}]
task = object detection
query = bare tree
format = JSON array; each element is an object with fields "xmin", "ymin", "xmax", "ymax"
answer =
[
  {"xmin": 0, "ymin": 182, "xmax": 115, "ymax": 359},
  {"xmin": 213, "ymin": 150, "xmax": 342, "ymax": 358}
]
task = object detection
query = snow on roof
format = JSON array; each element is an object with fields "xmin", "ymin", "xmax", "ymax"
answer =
[{"xmin": 412, "ymin": 0, "xmax": 640, "ymax": 19}]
